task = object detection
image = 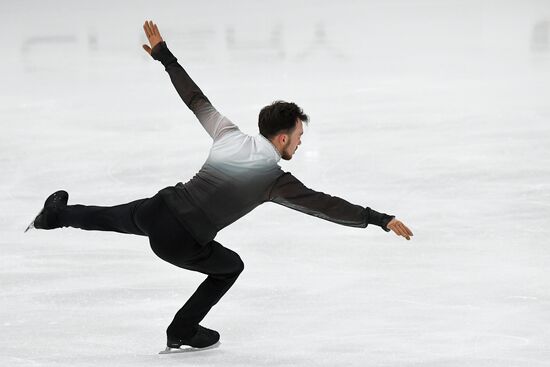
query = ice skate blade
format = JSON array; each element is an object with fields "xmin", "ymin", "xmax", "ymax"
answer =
[
  {"xmin": 159, "ymin": 341, "xmax": 221, "ymax": 354},
  {"xmin": 24, "ymin": 221, "xmax": 35, "ymax": 233},
  {"xmin": 25, "ymin": 211, "xmax": 42, "ymax": 233},
  {"xmin": 24, "ymin": 210, "xmax": 41, "ymax": 233}
]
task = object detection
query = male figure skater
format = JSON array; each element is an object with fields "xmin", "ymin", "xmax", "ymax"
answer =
[{"xmin": 26, "ymin": 21, "xmax": 414, "ymax": 351}]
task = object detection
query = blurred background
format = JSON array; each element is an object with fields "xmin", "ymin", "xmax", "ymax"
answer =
[{"xmin": 1, "ymin": 1, "xmax": 550, "ymax": 366}]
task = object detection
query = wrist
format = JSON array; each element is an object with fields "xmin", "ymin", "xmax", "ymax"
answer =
[
  {"xmin": 151, "ymin": 41, "xmax": 177, "ymax": 66},
  {"xmin": 366, "ymin": 207, "xmax": 394, "ymax": 232}
]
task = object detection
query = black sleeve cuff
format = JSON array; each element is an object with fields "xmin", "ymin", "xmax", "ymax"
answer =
[
  {"xmin": 366, "ymin": 207, "xmax": 395, "ymax": 232},
  {"xmin": 151, "ymin": 41, "xmax": 177, "ymax": 67}
]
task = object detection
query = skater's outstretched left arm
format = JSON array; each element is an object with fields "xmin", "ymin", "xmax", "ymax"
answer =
[
  {"xmin": 269, "ymin": 172, "xmax": 414, "ymax": 240},
  {"xmin": 142, "ymin": 20, "xmax": 237, "ymax": 141}
]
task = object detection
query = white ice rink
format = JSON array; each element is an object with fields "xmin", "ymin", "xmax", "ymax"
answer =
[{"xmin": 2, "ymin": 0, "xmax": 550, "ymax": 366}]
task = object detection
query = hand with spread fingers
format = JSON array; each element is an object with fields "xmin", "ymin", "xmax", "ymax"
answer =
[
  {"xmin": 386, "ymin": 218, "xmax": 414, "ymax": 241},
  {"xmin": 142, "ymin": 20, "xmax": 164, "ymax": 55}
]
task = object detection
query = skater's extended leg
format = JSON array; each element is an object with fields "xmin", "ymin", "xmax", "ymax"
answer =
[{"xmin": 59, "ymin": 198, "xmax": 149, "ymax": 236}]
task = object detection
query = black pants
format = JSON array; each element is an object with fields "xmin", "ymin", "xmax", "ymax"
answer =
[{"xmin": 58, "ymin": 193, "xmax": 244, "ymax": 339}]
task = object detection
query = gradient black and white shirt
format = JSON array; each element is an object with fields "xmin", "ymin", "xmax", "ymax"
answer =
[{"xmin": 151, "ymin": 42, "xmax": 394, "ymax": 245}]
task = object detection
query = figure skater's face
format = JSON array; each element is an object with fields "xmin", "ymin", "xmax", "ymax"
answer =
[{"xmin": 280, "ymin": 119, "xmax": 304, "ymax": 160}]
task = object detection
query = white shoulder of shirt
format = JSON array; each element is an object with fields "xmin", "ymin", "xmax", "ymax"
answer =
[{"xmin": 210, "ymin": 130, "xmax": 281, "ymax": 164}]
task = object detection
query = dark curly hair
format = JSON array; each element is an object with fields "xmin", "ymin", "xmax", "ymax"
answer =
[{"xmin": 258, "ymin": 100, "xmax": 309, "ymax": 139}]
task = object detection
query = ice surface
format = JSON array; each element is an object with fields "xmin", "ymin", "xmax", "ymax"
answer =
[{"xmin": 2, "ymin": 0, "xmax": 550, "ymax": 366}]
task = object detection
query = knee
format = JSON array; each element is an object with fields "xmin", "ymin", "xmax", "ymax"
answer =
[
  {"xmin": 207, "ymin": 241, "xmax": 245, "ymax": 279},
  {"xmin": 224, "ymin": 252, "xmax": 244, "ymax": 280},
  {"xmin": 234, "ymin": 254, "xmax": 245, "ymax": 275},
  {"xmin": 211, "ymin": 255, "xmax": 243, "ymax": 283},
  {"xmin": 212, "ymin": 241, "xmax": 245, "ymax": 275}
]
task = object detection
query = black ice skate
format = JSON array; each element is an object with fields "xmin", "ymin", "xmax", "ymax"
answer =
[
  {"xmin": 160, "ymin": 325, "xmax": 221, "ymax": 354},
  {"xmin": 25, "ymin": 190, "xmax": 69, "ymax": 232}
]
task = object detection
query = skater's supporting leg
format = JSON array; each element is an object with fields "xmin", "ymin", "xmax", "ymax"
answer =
[
  {"xmin": 164, "ymin": 241, "xmax": 245, "ymax": 338},
  {"xmin": 59, "ymin": 198, "xmax": 149, "ymax": 236},
  {"xmin": 115, "ymin": 195, "xmax": 245, "ymax": 343},
  {"xmin": 143, "ymin": 200, "xmax": 244, "ymax": 339}
]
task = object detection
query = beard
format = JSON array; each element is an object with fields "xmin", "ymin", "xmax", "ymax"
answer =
[{"xmin": 281, "ymin": 141, "xmax": 294, "ymax": 160}]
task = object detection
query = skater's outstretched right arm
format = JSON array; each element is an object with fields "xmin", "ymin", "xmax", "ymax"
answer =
[{"xmin": 142, "ymin": 20, "xmax": 238, "ymax": 141}]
